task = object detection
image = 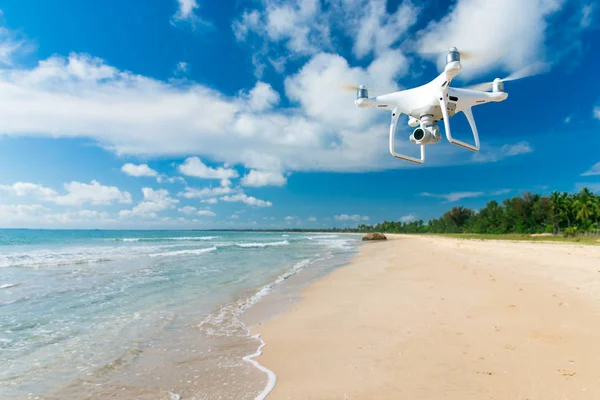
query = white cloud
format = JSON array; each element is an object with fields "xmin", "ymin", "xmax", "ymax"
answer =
[
  {"xmin": 55, "ymin": 180, "xmax": 132, "ymax": 206},
  {"xmin": 175, "ymin": 61, "xmax": 189, "ymax": 75},
  {"xmin": 158, "ymin": 175, "xmax": 187, "ymax": 184},
  {"xmin": 0, "ymin": 204, "xmax": 121, "ymax": 228},
  {"xmin": 580, "ymin": 4, "xmax": 595, "ymax": 28},
  {"xmin": 201, "ymin": 198, "xmax": 218, "ymax": 204},
  {"xmin": 171, "ymin": 0, "xmax": 211, "ymax": 28},
  {"xmin": 473, "ymin": 141, "xmax": 533, "ymax": 163},
  {"xmin": 308, "ymin": 216, "xmax": 317, "ymax": 222},
  {"xmin": 594, "ymin": 106, "xmax": 600, "ymax": 120},
  {"xmin": 346, "ymin": 0, "xmax": 421, "ymax": 59},
  {"xmin": 121, "ymin": 163, "xmax": 158, "ymax": 178},
  {"xmin": 179, "ymin": 185, "xmax": 233, "ymax": 199},
  {"xmin": 198, "ymin": 210, "xmax": 216, "ymax": 217},
  {"xmin": 420, "ymin": 191, "xmax": 485, "ymax": 203},
  {"xmin": 241, "ymin": 170, "xmax": 287, "ymax": 187},
  {"xmin": 230, "ymin": 214, "xmax": 240, "ymax": 219},
  {"xmin": 400, "ymin": 214, "xmax": 416, "ymax": 223},
  {"xmin": 334, "ymin": 214, "xmax": 369, "ymax": 222},
  {"xmin": 233, "ymin": 0, "xmax": 331, "ymax": 56},
  {"xmin": 120, "ymin": 188, "xmax": 178, "ymax": 218},
  {"xmin": 221, "ymin": 193, "xmax": 272, "ymax": 207},
  {"xmin": 174, "ymin": 0, "xmax": 197, "ymax": 19},
  {"xmin": 0, "ymin": 26, "xmax": 32, "ymax": 66},
  {"xmin": 581, "ymin": 162, "xmax": 600, "ymax": 176},
  {"xmin": 0, "ymin": 182, "xmax": 57, "ymax": 199},
  {"xmin": 178, "ymin": 205, "xmax": 197, "ymax": 214},
  {"xmin": 244, "ymin": 81, "xmax": 280, "ymax": 111},
  {"xmin": 0, "ymin": 46, "xmax": 462, "ymax": 175},
  {"xmin": 285, "ymin": 216, "xmax": 295, "ymax": 220},
  {"xmin": 502, "ymin": 142, "xmax": 533, "ymax": 156},
  {"xmin": 414, "ymin": 0, "xmax": 565, "ymax": 79},
  {"xmin": 0, "ymin": 180, "xmax": 131, "ymax": 206},
  {"xmin": 0, "ymin": 204, "xmax": 47, "ymax": 221},
  {"xmin": 179, "ymin": 157, "xmax": 239, "ymax": 180}
]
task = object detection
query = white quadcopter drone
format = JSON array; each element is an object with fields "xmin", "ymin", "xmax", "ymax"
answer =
[{"xmin": 352, "ymin": 47, "xmax": 537, "ymax": 164}]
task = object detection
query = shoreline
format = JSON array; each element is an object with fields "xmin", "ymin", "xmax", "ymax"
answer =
[{"xmin": 254, "ymin": 234, "xmax": 600, "ymax": 399}]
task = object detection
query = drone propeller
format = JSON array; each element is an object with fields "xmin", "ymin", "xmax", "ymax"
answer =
[
  {"xmin": 340, "ymin": 83, "xmax": 363, "ymax": 92},
  {"xmin": 464, "ymin": 62, "xmax": 550, "ymax": 91},
  {"xmin": 415, "ymin": 46, "xmax": 482, "ymax": 62}
]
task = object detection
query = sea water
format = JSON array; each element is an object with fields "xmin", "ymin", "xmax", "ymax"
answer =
[{"xmin": 0, "ymin": 230, "xmax": 359, "ymax": 399}]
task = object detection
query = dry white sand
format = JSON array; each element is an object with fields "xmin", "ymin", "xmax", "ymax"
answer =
[{"xmin": 254, "ymin": 234, "xmax": 600, "ymax": 399}]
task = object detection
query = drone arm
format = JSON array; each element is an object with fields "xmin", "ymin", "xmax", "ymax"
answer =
[
  {"xmin": 438, "ymin": 94, "xmax": 480, "ymax": 152},
  {"xmin": 389, "ymin": 108, "xmax": 425, "ymax": 164}
]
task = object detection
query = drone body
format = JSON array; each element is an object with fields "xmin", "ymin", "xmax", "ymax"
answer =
[{"xmin": 354, "ymin": 48, "xmax": 509, "ymax": 164}]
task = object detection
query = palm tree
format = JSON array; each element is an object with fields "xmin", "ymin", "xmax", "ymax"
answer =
[{"xmin": 574, "ymin": 188, "xmax": 595, "ymax": 232}]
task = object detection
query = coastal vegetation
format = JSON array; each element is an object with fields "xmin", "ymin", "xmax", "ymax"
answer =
[{"xmin": 355, "ymin": 188, "xmax": 600, "ymax": 238}]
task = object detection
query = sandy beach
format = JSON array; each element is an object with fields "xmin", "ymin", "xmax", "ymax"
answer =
[{"xmin": 254, "ymin": 234, "xmax": 600, "ymax": 399}]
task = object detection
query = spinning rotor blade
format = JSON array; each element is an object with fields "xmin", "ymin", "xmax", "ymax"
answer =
[
  {"xmin": 464, "ymin": 62, "xmax": 550, "ymax": 91},
  {"xmin": 340, "ymin": 83, "xmax": 362, "ymax": 92},
  {"xmin": 502, "ymin": 62, "xmax": 550, "ymax": 82}
]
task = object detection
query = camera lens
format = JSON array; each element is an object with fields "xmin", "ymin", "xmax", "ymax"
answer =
[{"xmin": 413, "ymin": 128, "xmax": 425, "ymax": 141}]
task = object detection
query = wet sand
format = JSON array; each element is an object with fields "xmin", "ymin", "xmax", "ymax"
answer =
[{"xmin": 254, "ymin": 234, "xmax": 600, "ymax": 399}]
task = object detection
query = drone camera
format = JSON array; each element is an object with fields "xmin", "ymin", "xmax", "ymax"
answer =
[{"xmin": 410, "ymin": 125, "xmax": 441, "ymax": 145}]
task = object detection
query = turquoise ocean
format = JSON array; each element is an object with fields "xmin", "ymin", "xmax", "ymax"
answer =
[{"xmin": 0, "ymin": 230, "xmax": 360, "ymax": 399}]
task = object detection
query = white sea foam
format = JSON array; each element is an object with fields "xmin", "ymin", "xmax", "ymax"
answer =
[
  {"xmin": 148, "ymin": 246, "xmax": 217, "ymax": 258},
  {"xmin": 235, "ymin": 240, "xmax": 289, "ymax": 248},
  {"xmin": 116, "ymin": 236, "xmax": 220, "ymax": 242},
  {"xmin": 199, "ymin": 259, "xmax": 312, "ymax": 399},
  {"xmin": 1, "ymin": 283, "xmax": 20, "ymax": 289},
  {"xmin": 244, "ymin": 334, "xmax": 276, "ymax": 400},
  {"xmin": 306, "ymin": 234, "xmax": 339, "ymax": 240}
]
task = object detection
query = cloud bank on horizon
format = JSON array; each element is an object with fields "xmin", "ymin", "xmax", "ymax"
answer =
[{"xmin": 0, "ymin": 0, "xmax": 598, "ymax": 228}]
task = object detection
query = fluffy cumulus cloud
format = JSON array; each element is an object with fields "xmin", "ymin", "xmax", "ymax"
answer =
[
  {"xmin": 120, "ymin": 188, "xmax": 178, "ymax": 218},
  {"xmin": 121, "ymin": 163, "xmax": 158, "ymax": 178},
  {"xmin": 233, "ymin": 0, "xmax": 332, "ymax": 58},
  {"xmin": 55, "ymin": 180, "xmax": 132, "ymax": 206},
  {"xmin": 414, "ymin": 0, "xmax": 565, "ymax": 79},
  {"xmin": 0, "ymin": 182, "xmax": 57, "ymax": 199},
  {"xmin": 345, "ymin": 0, "xmax": 421, "ymax": 59},
  {"xmin": 221, "ymin": 193, "xmax": 272, "ymax": 207},
  {"xmin": 179, "ymin": 157, "xmax": 239, "ymax": 180},
  {"xmin": 1, "ymin": 180, "xmax": 131, "ymax": 206},
  {"xmin": 171, "ymin": 0, "xmax": 211, "ymax": 28},
  {"xmin": 198, "ymin": 210, "xmax": 216, "ymax": 217},
  {"xmin": 0, "ymin": 204, "xmax": 119, "ymax": 228},
  {"xmin": 334, "ymin": 214, "xmax": 369, "ymax": 222},
  {"xmin": 178, "ymin": 205, "xmax": 197, "ymax": 214},
  {"xmin": 243, "ymin": 81, "xmax": 280, "ymax": 111},
  {"xmin": 0, "ymin": 40, "xmax": 538, "ymax": 179},
  {"xmin": 241, "ymin": 170, "xmax": 287, "ymax": 187}
]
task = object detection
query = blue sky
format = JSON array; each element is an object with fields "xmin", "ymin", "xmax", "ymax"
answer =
[{"xmin": 0, "ymin": 0, "xmax": 599, "ymax": 229}]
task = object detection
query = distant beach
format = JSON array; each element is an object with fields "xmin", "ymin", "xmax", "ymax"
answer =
[{"xmin": 254, "ymin": 234, "xmax": 600, "ymax": 399}]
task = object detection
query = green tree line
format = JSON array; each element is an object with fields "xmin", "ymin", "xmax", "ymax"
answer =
[{"xmin": 356, "ymin": 188, "xmax": 600, "ymax": 237}]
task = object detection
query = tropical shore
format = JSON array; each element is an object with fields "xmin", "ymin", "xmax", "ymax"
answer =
[{"xmin": 254, "ymin": 234, "xmax": 600, "ymax": 399}]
